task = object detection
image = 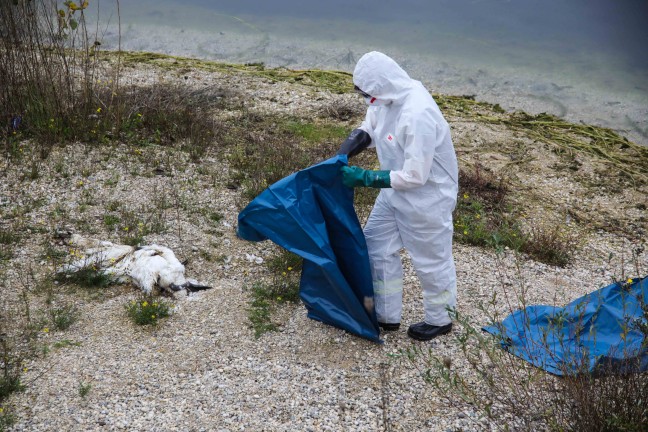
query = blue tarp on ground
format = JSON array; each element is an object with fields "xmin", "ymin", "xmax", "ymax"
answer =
[
  {"xmin": 237, "ymin": 155, "xmax": 381, "ymax": 342},
  {"xmin": 483, "ymin": 276, "xmax": 648, "ymax": 375}
]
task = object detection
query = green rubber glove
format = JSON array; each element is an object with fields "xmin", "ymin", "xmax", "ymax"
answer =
[{"xmin": 340, "ymin": 166, "xmax": 391, "ymax": 188}]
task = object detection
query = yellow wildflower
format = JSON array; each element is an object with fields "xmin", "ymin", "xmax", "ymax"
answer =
[
  {"xmin": 287, "ymin": 267, "xmax": 293, "ymax": 271},
  {"xmin": 96, "ymin": 107, "xmax": 102, "ymax": 113},
  {"xmin": 142, "ymin": 301, "xmax": 148, "ymax": 307},
  {"xmin": 463, "ymin": 230, "xmax": 468, "ymax": 235},
  {"xmin": 123, "ymin": 226, "xmax": 129, "ymax": 231},
  {"xmin": 463, "ymin": 193, "xmax": 469, "ymax": 199},
  {"xmin": 151, "ymin": 315, "xmax": 156, "ymax": 319},
  {"xmin": 627, "ymin": 278, "xmax": 633, "ymax": 284},
  {"xmin": 282, "ymin": 272, "xmax": 287, "ymax": 276},
  {"xmin": 43, "ymin": 327, "xmax": 49, "ymax": 333}
]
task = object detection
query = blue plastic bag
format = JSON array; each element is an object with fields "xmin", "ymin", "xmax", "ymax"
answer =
[
  {"xmin": 237, "ymin": 155, "xmax": 381, "ymax": 342},
  {"xmin": 483, "ymin": 276, "xmax": 648, "ymax": 375}
]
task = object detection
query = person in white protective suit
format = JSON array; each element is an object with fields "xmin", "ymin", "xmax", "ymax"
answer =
[{"xmin": 337, "ymin": 51, "xmax": 458, "ymax": 341}]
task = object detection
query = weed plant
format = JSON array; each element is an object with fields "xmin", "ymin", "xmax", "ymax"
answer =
[
  {"xmin": 125, "ymin": 296, "xmax": 171, "ymax": 326},
  {"xmin": 264, "ymin": 250, "xmax": 302, "ymax": 304},
  {"xmin": 53, "ymin": 339, "xmax": 82, "ymax": 349},
  {"xmin": 520, "ymin": 223, "xmax": 575, "ymax": 268},
  {"xmin": 0, "ymin": 268, "xmax": 38, "ymax": 415},
  {"xmin": 55, "ymin": 264, "xmax": 113, "ymax": 289},
  {"xmin": 248, "ymin": 284, "xmax": 279, "ymax": 338},
  {"xmin": 78, "ymin": 381, "xmax": 92, "ymax": 398},
  {"xmin": 48, "ymin": 305, "xmax": 79, "ymax": 331},
  {"xmin": 455, "ymin": 165, "xmax": 575, "ymax": 266},
  {"xmin": 454, "ymin": 165, "xmax": 523, "ymax": 249},
  {"xmin": 0, "ymin": 406, "xmax": 15, "ymax": 431},
  {"xmin": 247, "ymin": 249, "xmax": 302, "ymax": 337},
  {"xmin": 0, "ymin": 231, "xmax": 20, "ymax": 248},
  {"xmin": 0, "ymin": 332, "xmax": 25, "ymax": 430},
  {"xmin": 118, "ymin": 207, "xmax": 166, "ymax": 246},
  {"xmin": 0, "ymin": 374, "xmax": 23, "ymax": 404},
  {"xmin": 0, "ymin": 225, "xmax": 21, "ymax": 261}
]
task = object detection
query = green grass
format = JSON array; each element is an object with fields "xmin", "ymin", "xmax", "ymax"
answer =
[
  {"xmin": 453, "ymin": 192, "xmax": 525, "ymax": 251},
  {"xmin": 53, "ymin": 339, "xmax": 82, "ymax": 349},
  {"xmin": 0, "ymin": 375, "xmax": 23, "ymax": 403},
  {"xmin": 208, "ymin": 211, "xmax": 224, "ymax": 223},
  {"xmin": 284, "ymin": 120, "xmax": 349, "ymax": 144},
  {"xmin": 55, "ymin": 265, "xmax": 114, "ymax": 289},
  {"xmin": 118, "ymin": 208, "xmax": 166, "ymax": 246},
  {"xmin": 263, "ymin": 250, "xmax": 302, "ymax": 304},
  {"xmin": 103, "ymin": 214, "xmax": 120, "ymax": 229},
  {"xmin": 0, "ymin": 248, "xmax": 12, "ymax": 262},
  {"xmin": 248, "ymin": 286, "xmax": 279, "ymax": 338},
  {"xmin": 78, "ymin": 382, "xmax": 92, "ymax": 398},
  {"xmin": 225, "ymin": 114, "xmax": 342, "ymax": 204},
  {"xmin": 48, "ymin": 305, "xmax": 79, "ymax": 331},
  {"xmin": 454, "ymin": 166, "xmax": 575, "ymax": 266},
  {"xmin": 125, "ymin": 296, "xmax": 172, "ymax": 326},
  {"xmin": 520, "ymin": 223, "xmax": 575, "ymax": 267},
  {"xmin": 116, "ymin": 51, "xmax": 354, "ymax": 93},
  {"xmin": 0, "ymin": 231, "xmax": 19, "ymax": 246},
  {"xmin": 0, "ymin": 407, "xmax": 15, "ymax": 431},
  {"xmin": 247, "ymin": 250, "xmax": 303, "ymax": 338}
]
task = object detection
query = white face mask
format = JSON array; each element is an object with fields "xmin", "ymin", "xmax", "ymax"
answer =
[{"xmin": 364, "ymin": 95, "xmax": 390, "ymax": 106}]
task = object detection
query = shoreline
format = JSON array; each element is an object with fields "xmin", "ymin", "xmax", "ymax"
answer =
[{"xmin": 99, "ymin": 22, "xmax": 648, "ymax": 147}]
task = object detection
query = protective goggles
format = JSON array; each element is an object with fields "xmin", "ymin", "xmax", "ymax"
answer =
[{"xmin": 354, "ymin": 85, "xmax": 371, "ymax": 99}]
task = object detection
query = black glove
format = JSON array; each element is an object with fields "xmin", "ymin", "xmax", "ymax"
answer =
[{"xmin": 336, "ymin": 129, "xmax": 371, "ymax": 158}]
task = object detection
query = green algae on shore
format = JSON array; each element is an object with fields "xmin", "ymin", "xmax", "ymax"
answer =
[{"xmin": 111, "ymin": 51, "xmax": 647, "ymax": 185}]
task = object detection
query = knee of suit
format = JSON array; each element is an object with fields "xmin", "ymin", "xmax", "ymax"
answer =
[{"xmin": 414, "ymin": 259, "xmax": 456, "ymax": 280}]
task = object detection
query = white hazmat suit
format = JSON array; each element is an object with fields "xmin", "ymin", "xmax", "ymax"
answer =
[{"xmin": 352, "ymin": 51, "xmax": 458, "ymax": 327}]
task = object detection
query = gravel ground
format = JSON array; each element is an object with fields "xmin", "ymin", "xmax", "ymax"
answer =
[{"xmin": 1, "ymin": 63, "xmax": 646, "ymax": 431}]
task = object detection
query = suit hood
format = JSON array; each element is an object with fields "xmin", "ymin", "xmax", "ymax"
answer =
[{"xmin": 353, "ymin": 51, "xmax": 415, "ymax": 103}]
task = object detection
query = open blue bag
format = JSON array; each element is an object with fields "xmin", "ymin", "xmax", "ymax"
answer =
[
  {"xmin": 237, "ymin": 155, "xmax": 381, "ymax": 342},
  {"xmin": 483, "ymin": 276, "xmax": 648, "ymax": 375}
]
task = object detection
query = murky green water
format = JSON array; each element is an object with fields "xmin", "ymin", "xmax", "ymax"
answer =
[{"xmin": 98, "ymin": 0, "xmax": 648, "ymax": 145}]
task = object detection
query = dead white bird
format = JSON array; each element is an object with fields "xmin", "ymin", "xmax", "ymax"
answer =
[{"xmin": 59, "ymin": 234, "xmax": 211, "ymax": 295}]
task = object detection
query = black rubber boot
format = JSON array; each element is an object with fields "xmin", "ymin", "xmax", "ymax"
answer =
[
  {"xmin": 407, "ymin": 322, "xmax": 452, "ymax": 341},
  {"xmin": 378, "ymin": 322, "xmax": 400, "ymax": 331}
]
